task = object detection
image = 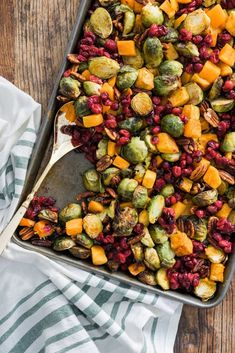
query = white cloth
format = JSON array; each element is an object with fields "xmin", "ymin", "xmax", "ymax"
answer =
[{"xmin": 0, "ymin": 77, "xmax": 182, "ymax": 353}]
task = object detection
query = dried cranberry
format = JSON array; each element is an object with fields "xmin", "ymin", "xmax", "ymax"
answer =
[
  {"xmin": 172, "ymin": 166, "xmax": 182, "ymax": 178},
  {"xmin": 204, "ymin": 34, "xmax": 213, "ymax": 46},
  {"xmin": 133, "ymin": 223, "xmax": 144, "ymax": 235},
  {"xmin": 179, "ymin": 28, "xmax": 192, "ymax": 41},
  {"xmin": 117, "ymin": 136, "xmax": 130, "ymax": 146},
  {"xmin": 195, "ymin": 209, "xmax": 206, "ymax": 218},
  {"xmin": 104, "ymin": 39, "xmax": 117, "ymax": 53},
  {"xmin": 151, "ymin": 136, "xmax": 159, "ymax": 145},
  {"xmin": 192, "ymin": 35, "xmax": 203, "ymax": 44},
  {"xmin": 154, "ymin": 178, "xmax": 166, "ymax": 191},
  {"xmin": 194, "ymin": 63, "xmax": 203, "ymax": 73}
]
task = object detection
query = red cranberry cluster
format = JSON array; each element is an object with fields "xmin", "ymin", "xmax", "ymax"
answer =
[
  {"xmin": 210, "ymin": 218, "xmax": 234, "ymax": 254},
  {"xmin": 158, "ymin": 207, "xmax": 176, "ymax": 234},
  {"xmin": 25, "ymin": 196, "xmax": 56, "ymax": 219},
  {"xmin": 148, "ymin": 24, "xmax": 168, "ymax": 37},
  {"xmin": 177, "ymin": 0, "xmax": 203, "ymax": 15}
]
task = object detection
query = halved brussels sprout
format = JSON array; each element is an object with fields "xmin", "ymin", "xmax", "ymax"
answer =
[
  {"xmin": 161, "ymin": 153, "xmax": 181, "ymax": 162},
  {"xmin": 185, "ymin": 82, "xmax": 204, "ymax": 105},
  {"xmin": 88, "ymin": 56, "xmax": 120, "ymax": 79},
  {"xmin": 194, "ymin": 278, "xmax": 216, "ymax": 301},
  {"xmin": 192, "ymin": 189, "xmax": 218, "ymax": 207},
  {"xmin": 122, "ymin": 137, "xmax": 148, "ymax": 164},
  {"xmin": 120, "ymin": 168, "xmax": 133, "ymax": 178},
  {"xmin": 154, "ymin": 75, "xmax": 180, "ymax": 96},
  {"xmin": 83, "ymin": 81, "xmax": 101, "ymax": 96},
  {"xmin": 117, "ymin": 178, "xmax": 138, "ymax": 200},
  {"xmin": 123, "ymin": 9, "xmax": 135, "ymax": 36},
  {"xmin": 141, "ymin": 4, "xmax": 164, "ymax": 27},
  {"xmin": 74, "ymin": 96, "xmax": 91, "ymax": 118},
  {"xmin": 221, "ymin": 132, "xmax": 235, "ymax": 152},
  {"xmin": 59, "ymin": 77, "xmax": 81, "ymax": 99},
  {"xmin": 76, "ymin": 233, "xmax": 94, "ymax": 249},
  {"xmin": 144, "ymin": 248, "xmax": 160, "ymax": 271},
  {"xmin": 123, "ymin": 48, "xmax": 144, "ymax": 69},
  {"xmin": 217, "ymin": 180, "xmax": 229, "ymax": 195},
  {"xmin": 156, "ymin": 241, "xmax": 176, "ymax": 268},
  {"xmin": 203, "ymin": 0, "xmax": 216, "ymax": 6},
  {"xmin": 132, "ymin": 185, "xmax": 148, "ymax": 209},
  {"xmin": 149, "ymin": 225, "xmax": 168, "ymax": 244},
  {"xmin": 131, "ymin": 92, "xmax": 153, "ymax": 116},
  {"xmin": 141, "ymin": 132, "xmax": 157, "ymax": 153},
  {"xmin": 113, "ymin": 207, "xmax": 138, "ymax": 236},
  {"xmin": 205, "ymin": 245, "xmax": 226, "ymax": 263},
  {"xmin": 59, "ymin": 203, "xmax": 82, "ymax": 223},
  {"xmin": 160, "ymin": 28, "xmax": 179, "ymax": 43},
  {"xmin": 148, "ymin": 195, "xmax": 165, "ymax": 224},
  {"xmin": 83, "ymin": 214, "xmax": 103, "ymax": 238},
  {"xmin": 69, "ymin": 246, "xmax": 91, "ymax": 259},
  {"xmin": 141, "ymin": 227, "xmax": 155, "ymax": 248},
  {"xmin": 211, "ymin": 99, "xmax": 235, "ymax": 113},
  {"xmin": 131, "ymin": 242, "xmax": 144, "ymax": 262},
  {"xmin": 183, "ymin": 9, "xmax": 210, "ymax": 35},
  {"xmin": 175, "ymin": 42, "xmax": 199, "ymax": 57},
  {"xmin": 159, "ymin": 60, "xmax": 183, "ymax": 77},
  {"xmin": 90, "ymin": 7, "xmax": 113, "ymax": 38},
  {"xmin": 143, "ymin": 37, "xmax": 163, "ymax": 68},
  {"xmin": 160, "ymin": 184, "xmax": 175, "ymax": 198},
  {"xmin": 53, "ymin": 236, "xmax": 76, "ymax": 251},
  {"xmin": 38, "ymin": 209, "xmax": 58, "ymax": 223},
  {"xmin": 138, "ymin": 270, "xmax": 157, "ymax": 285},
  {"xmin": 228, "ymin": 210, "xmax": 235, "ymax": 225},
  {"xmin": 106, "ymin": 200, "xmax": 116, "ymax": 219},
  {"xmin": 116, "ymin": 66, "xmax": 138, "ymax": 91},
  {"xmin": 83, "ymin": 169, "xmax": 101, "ymax": 192},
  {"xmin": 78, "ymin": 62, "xmax": 88, "ymax": 74},
  {"xmin": 102, "ymin": 167, "xmax": 120, "ymax": 186},
  {"xmin": 208, "ymin": 77, "xmax": 223, "ymax": 101},
  {"xmin": 134, "ymin": 163, "xmax": 146, "ymax": 182},
  {"xmin": 96, "ymin": 139, "xmax": 108, "ymax": 160},
  {"xmin": 189, "ymin": 216, "xmax": 207, "ymax": 242},
  {"xmin": 156, "ymin": 268, "xmax": 170, "ymax": 290},
  {"xmin": 118, "ymin": 117, "xmax": 143, "ymax": 133},
  {"xmin": 161, "ymin": 114, "xmax": 184, "ymax": 138}
]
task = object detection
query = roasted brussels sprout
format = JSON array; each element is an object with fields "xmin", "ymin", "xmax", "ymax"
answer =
[
  {"xmin": 88, "ymin": 56, "xmax": 120, "ymax": 79},
  {"xmin": 131, "ymin": 242, "xmax": 144, "ymax": 262},
  {"xmin": 228, "ymin": 210, "xmax": 235, "ymax": 225},
  {"xmin": 102, "ymin": 167, "xmax": 120, "ymax": 186},
  {"xmin": 141, "ymin": 3, "xmax": 164, "ymax": 27},
  {"xmin": 53, "ymin": 236, "xmax": 76, "ymax": 251},
  {"xmin": 83, "ymin": 169, "xmax": 102, "ymax": 192},
  {"xmin": 59, "ymin": 77, "xmax": 81, "ymax": 99},
  {"xmin": 116, "ymin": 66, "xmax": 138, "ymax": 91},
  {"xmin": 192, "ymin": 190, "xmax": 218, "ymax": 207},
  {"xmin": 183, "ymin": 9, "xmax": 210, "ymax": 35},
  {"xmin": 123, "ymin": 48, "xmax": 144, "ymax": 69},
  {"xmin": 69, "ymin": 246, "xmax": 91, "ymax": 259},
  {"xmin": 117, "ymin": 178, "xmax": 138, "ymax": 200},
  {"xmin": 160, "ymin": 184, "xmax": 175, "ymax": 198},
  {"xmin": 96, "ymin": 139, "xmax": 108, "ymax": 160},
  {"xmin": 143, "ymin": 37, "xmax": 163, "ymax": 68},
  {"xmin": 144, "ymin": 248, "xmax": 161, "ymax": 271},
  {"xmin": 159, "ymin": 60, "xmax": 183, "ymax": 77},
  {"xmin": 221, "ymin": 132, "xmax": 235, "ymax": 152},
  {"xmin": 74, "ymin": 96, "xmax": 91, "ymax": 118},
  {"xmin": 217, "ymin": 180, "xmax": 229, "ymax": 195},
  {"xmin": 115, "ymin": 5, "xmax": 135, "ymax": 36},
  {"xmin": 194, "ymin": 278, "xmax": 216, "ymax": 301},
  {"xmin": 78, "ymin": 62, "xmax": 88, "ymax": 74},
  {"xmin": 185, "ymin": 82, "xmax": 204, "ymax": 105},
  {"xmin": 175, "ymin": 42, "xmax": 199, "ymax": 57},
  {"xmin": 156, "ymin": 241, "xmax": 176, "ymax": 268},
  {"xmin": 76, "ymin": 233, "xmax": 94, "ymax": 249},
  {"xmin": 132, "ymin": 185, "xmax": 148, "ymax": 209},
  {"xmin": 113, "ymin": 207, "xmax": 138, "ymax": 236},
  {"xmin": 141, "ymin": 227, "xmax": 155, "ymax": 248},
  {"xmin": 118, "ymin": 117, "xmax": 143, "ymax": 133},
  {"xmin": 122, "ymin": 137, "xmax": 148, "ymax": 164},
  {"xmin": 154, "ymin": 75, "xmax": 180, "ymax": 96},
  {"xmin": 140, "ymin": 131, "xmax": 156, "ymax": 153},
  {"xmin": 134, "ymin": 163, "xmax": 146, "ymax": 183},
  {"xmin": 156, "ymin": 268, "xmax": 170, "ymax": 290},
  {"xmin": 90, "ymin": 7, "xmax": 113, "ymax": 38},
  {"xmin": 59, "ymin": 203, "xmax": 82, "ymax": 223},
  {"xmin": 161, "ymin": 153, "xmax": 181, "ymax": 162},
  {"xmin": 210, "ymin": 99, "xmax": 235, "ymax": 113},
  {"xmin": 138, "ymin": 270, "xmax": 157, "ymax": 285},
  {"xmin": 205, "ymin": 245, "xmax": 226, "ymax": 263},
  {"xmin": 149, "ymin": 225, "xmax": 168, "ymax": 244},
  {"xmin": 161, "ymin": 114, "xmax": 184, "ymax": 138},
  {"xmin": 83, "ymin": 214, "xmax": 103, "ymax": 238},
  {"xmin": 160, "ymin": 27, "xmax": 179, "ymax": 43},
  {"xmin": 189, "ymin": 216, "xmax": 207, "ymax": 242},
  {"xmin": 83, "ymin": 81, "xmax": 101, "ymax": 96},
  {"xmin": 38, "ymin": 209, "xmax": 58, "ymax": 223},
  {"xmin": 208, "ymin": 77, "xmax": 223, "ymax": 101},
  {"xmin": 148, "ymin": 195, "xmax": 165, "ymax": 224},
  {"xmin": 131, "ymin": 92, "xmax": 153, "ymax": 116}
]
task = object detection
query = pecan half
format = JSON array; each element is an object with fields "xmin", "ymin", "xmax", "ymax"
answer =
[
  {"xmin": 177, "ymin": 218, "xmax": 195, "ymax": 238},
  {"xmin": 190, "ymin": 164, "xmax": 208, "ymax": 181},
  {"xmin": 106, "ymin": 187, "xmax": 118, "ymax": 199},
  {"xmin": 56, "ymin": 95, "xmax": 70, "ymax": 102},
  {"xmin": 76, "ymin": 191, "xmax": 96, "ymax": 201},
  {"xmin": 218, "ymin": 170, "xmax": 235, "ymax": 185},
  {"xmin": 204, "ymin": 108, "xmax": 220, "ymax": 128},
  {"xmin": 104, "ymin": 127, "xmax": 119, "ymax": 141},
  {"xmin": 200, "ymin": 100, "xmax": 210, "ymax": 114},
  {"xmin": 128, "ymin": 233, "xmax": 144, "ymax": 245},
  {"xmin": 208, "ymin": 216, "xmax": 219, "ymax": 235},
  {"xmin": 67, "ymin": 53, "xmax": 80, "ymax": 64},
  {"xmin": 70, "ymin": 71, "xmax": 86, "ymax": 82},
  {"xmin": 96, "ymin": 155, "xmax": 113, "ymax": 172},
  {"xmin": 19, "ymin": 227, "xmax": 34, "ymax": 241}
]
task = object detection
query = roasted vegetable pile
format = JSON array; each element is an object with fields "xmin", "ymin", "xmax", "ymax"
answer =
[{"xmin": 18, "ymin": 0, "xmax": 235, "ymax": 301}]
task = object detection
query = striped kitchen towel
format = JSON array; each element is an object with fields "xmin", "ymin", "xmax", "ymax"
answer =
[{"xmin": 0, "ymin": 77, "xmax": 182, "ymax": 353}]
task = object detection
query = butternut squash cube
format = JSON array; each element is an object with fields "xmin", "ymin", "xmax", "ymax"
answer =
[
  {"xmin": 133, "ymin": 0, "xmax": 144, "ymax": 13},
  {"xmin": 225, "ymin": 11, "xmax": 235, "ymax": 36},
  {"xmin": 174, "ymin": 14, "xmax": 187, "ymax": 29},
  {"xmin": 200, "ymin": 118, "xmax": 210, "ymax": 131},
  {"xmin": 216, "ymin": 203, "xmax": 232, "ymax": 218},
  {"xmin": 219, "ymin": 44, "xmax": 235, "ymax": 67},
  {"xmin": 66, "ymin": 218, "xmax": 83, "ymax": 236},
  {"xmin": 184, "ymin": 118, "xmax": 202, "ymax": 138},
  {"xmin": 191, "ymin": 74, "xmax": 210, "ymax": 90},
  {"xmin": 121, "ymin": 0, "xmax": 134, "ymax": 8},
  {"xmin": 120, "ymin": 202, "xmax": 133, "ymax": 209},
  {"xmin": 170, "ymin": 231, "xmax": 193, "ymax": 256},
  {"xmin": 182, "ymin": 105, "xmax": 200, "ymax": 120},
  {"xmin": 88, "ymin": 201, "xmax": 104, "ymax": 214},
  {"xmin": 210, "ymin": 263, "xmax": 225, "ymax": 282},
  {"xmin": 169, "ymin": 0, "xmax": 179, "ymax": 11},
  {"xmin": 102, "ymin": 105, "xmax": 110, "ymax": 114},
  {"xmin": 101, "ymin": 83, "xmax": 114, "ymax": 100},
  {"xmin": 135, "ymin": 68, "xmax": 154, "ymax": 90},
  {"xmin": 155, "ymin": 155, "xmax": 163, "ymax": 167},
  {"xmin": 172, "ymin": 202, "xmax": 187, "ymax": 219},
  {"xmin": 181, "ymin": 200, "xmax": 194, "ymax": 216},
  {"xmin": 160, "ymin": 0, "xmax": 176, "ymax": 18},
  {"xmin": 81, "ymin": 70, "xmax": 90, "ymax": 80},
  {"xmin": 107, "ymin": 141, "xmax": 116, "ymax": 157},
  {"xmin": 198, "ymin": 134, "xmax": 218, "ymax": 153},
  {"xmin": 83, "ymin": 114, "xmax": 103, "ymax": 128},
  {"xmin": 142, "ymin": 170, "xmax": 157, "ymax": 189},
  {"xmin": 207, "ymin": 5, "xmax": 228, "ymax": 29},
  {"xmin": 168, "ymin": 87, "xmax": 189, "ymax": 107},
  {"xmin": 108, "ymin": 76, "xmax": 117, "ymax": 88},
  {"xmin": 176, "ymin": 0, "xmax": 191, "ymax": 3},
  {"xmin": 203, "ymin": 165, "xmax": 221, "ymax": 189},
  {"xmin": 128, "ymin": 263, "xmax": 146, "ymax": 276},
  {"xmin": 199, "ymin": 61, "xmax": 221, "ymax": 83},
  {"xmin": 156, "ymin": 133, "xmax": 179, "ymax": 153},
  {"xmin": 181, "ymin": 72, "xmax": 192, "ymax": 85},
  {"xmin": 179, "ymin": 177, "xmax": 193, "ymax": 193},
  {"xmin": 218, "ymin": 62, "xmax": 233, "ymax": 77},
  {"xmin": 113, "ymin": 156, "xmax": 130, "ymax": 169},
  {"xmin": 91, "ymin": 245, "xmax": 108, "ymax": 266},
  {"xmin": 206, "ymin": 26, "xmax": 220, "ymax": 47},
  {"xmin": 139, "ymin": 210, "xmax": 149, "ymax": 226},
  {"xmin": 19, "ymin": 218, "xmax": 35, "ymax": 227},
  {"xmin": 117, "ymin": 40, "xmax": 136, "ymax": 56},
  {"xmin": 165, "ymin": 43, "xmax": 179, "ymax": 60}
]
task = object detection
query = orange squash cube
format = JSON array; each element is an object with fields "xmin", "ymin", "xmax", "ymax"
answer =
[
  {"xmin": 207, "ymin": 5, "xmax": 228, "ymax": 29},
  {"xmin": 66, "ymin": 218, "xmax": 83, "ymax": 236},
  {"xmin": 216, "ymin": 203, "xmax": 232, "ymax": 219},
  {"xmin": 138, "ymin": 210, "xmax": 149, "ymax": 226},
  {"xmin": 113, "ymin": 156, "xmax": 130, "ymax": 169},
  {"xmin": 181, "ymin": 72, "xmax": 192, "ymax": 85},
  {"xmin": 176, "ymin": 0, "xmax": 191, "ymax": 2},
  {"xmin": 101, "ymin": 83, "xmax": 114, "ymax": 100},
  {"xmin": 108, "ymin": 76, "xmax": 117, "ymax": 88},
  {"xmin": 107, "ymin": 141, "xmax": 116, "ymax": 157},
  {"xmin": 142, "ymin": 170, "xmax": 157, "ymax": 189},
  {"xmin": 164, "ymin": 43, "xmax": 179, "ymax": 60},
  {"xmin": 133, "ymin": 0, "xmax": 144, "ymax": 13},
  {"xmin": 135, "ymin": 68, "xmax": 154, "ymax": 90},
  {"xmin": 83, "ymin": 114, "xmax": 103, "ymax": 128},
  {"xmin": 128, "ymin": 263, "xmax": 146, "ymax": 276},
  {"xmin": 160, "ymin": 0, "xmax": 176, "ymax": 18},
  {"xmin": 19, "ymin": 218, "xmax": 36, "ymax": 227},
  {"xmin": 117, "ymin": 40, "xmax": 136, "ymax": 56},
  {"xmin": 88, "ymin": 201, "xmax": 104, "ymax": 214},
  {"xmin": 210, "ymin": 263, "xmax": 225, "ymax": 282},
  {"xmin": 203, "ymin": 166, "xmax": 221, "ymax": 189},
  {"xmin": 169, "ymin": 87, "xmax": 189, "ymax": 107},
  {"xmin": 121, "ymin": 0, "xmax": 134, "ymax": 8},
  {"xmin": 199, "ymin": 61, "xmax": 221, "ymax": 83},
  {"xmin": 218, "ymin": 62, "xmax": 233, "ymax": 77},
  {"xmin": 81, "ymin": 70, "xmax": 90, "ymax": 80},
  {"xmin": 191, "ymin": 74, "xmax": 210, "ymax": 90},
  {"xmin": 225, "ymin": 11, "xmax": 235, "ymax": 36},
  {"xmin": 170, "ymin": 231, "xmax": 193, "ymax": 256},
  {"xmin": 172, "ymin": 202, "xmax": 187, "ymax": 219},
  {"xmin": 184, "ymin": 118, "xmax": 202, "ymax": 138},
  {"xmin": 219, "ymin": 44, "xmax": 235, "ymax": 67},
  {"xmin": 156, "ymin": 133, "xmax": 179, "ymax": 153},
  {"xmin": 182, "ymin": 105, "xmax": 200, "ymax": 120},
  {"xmin": 91, "ymin": 245, "xmax": 108, "ymax": 266}
]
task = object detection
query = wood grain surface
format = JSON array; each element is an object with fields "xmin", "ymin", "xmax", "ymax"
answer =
[{"xmin": 0, "ymin": 1, "xmax": 234, "ymax": 352}]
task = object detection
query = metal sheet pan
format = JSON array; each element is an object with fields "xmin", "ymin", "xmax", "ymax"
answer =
[{"xmin": 12, "ymin": 0, "xmax": 235, "ymax": 308}]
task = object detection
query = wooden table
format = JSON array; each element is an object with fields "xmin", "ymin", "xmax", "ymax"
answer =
[{"xmin": 1, "ymin": 1, "xmax": 234, "ymax": 352}]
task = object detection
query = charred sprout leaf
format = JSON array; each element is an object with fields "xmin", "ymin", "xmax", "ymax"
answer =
[
  {"xmin": 90, "ymin": 7, "xmax": 113, "ymax": 39},
  {"xmin": 116, "ymin": 66, "xmax": 138, "ymax": 91},
  {"xmin": 154, "ymin": 75, "xmax": 180, "ymax": 96},
  {"xmin": 205, "ymin": 245, "xmax": 226, "ymax": 263},
  {"xmin": 53, "ymin": 236, "xmax": 76, "ymax": 251},
  {"xmin": 160, "ymin": 184, "xmax": 175, "ymax": 198},
  {"xmin": 38, "ymin": 209, "xmax": 58, "ymax": 223},
  {"xmin": 194, "ymin": 278, "xmax": 216, "ymax": 301},
  {"xmin": 122, "ymin": 137, "xmax": 148, "ymax": 164},
  {"xmin": 83, "ymin": 169, "xmax": 101, "ymax": 192},
  {"xmin": 148, "ymin": 195, "xmax": 165, "ymax": 224},
  {"xmin": 76, "ymin": 233, "xmax": 94, "ymax": 249},
  {"xmin": 208, "ymin": 77, "xmax": 223, "ymax": 101},
  {"xmin": 192, "ymin": 189, "xmax": 218, "ymax": 207},
  {"xmin": 83, "ymin": 214, "xmax": 103, "ymax": 238},
  {"xmin": 74, "ymin": 96, "xmax": 91, "ymax": 118},
  {"xmin": 68, "ymin": 246, "xmax": 91, "ymax": 259},
  {"xmin": 134, "ymin": 163, "xmax": 146, "ymax": 182},
  {"xmin": 161, "ymin": 114, "xmax": 184, "ymax": 138},
  {"xmin": 217, "ymin": 180, "xmax": 229, "ymax": 195},
  {"xmin": 83, "ymin": 81, "xmax": 101, "ymax": 96},
  {"xmin": 203, "ymin": 0, "xmax": 216, "ymax": 6},
  {"xmin": 88, "ymin": 56, "xmax": 120, "ymax": 79},
  {"xmin": 78, "ymin": 62, "xmax": 88, "ymax": 74},
  {"xmin": 131, "ymin": 242, "xmax": 144, "ymax": 262},
  {"xmin": 159, "ymin": 60, "xmax": 183, "ymax": 77},
  {"xmin": 175, "ymin": 42, "xmax": 199, "ymax": 57},
  {"xmin": 117, "ymin": 178, "xmax": 138, "ymax": 200},
  {"xmin": 210, "ymin": 99, "xmax": 235, "ymax": 113},
  {"xmin": 189, "ymin": 216, "xmax": 207, "ymax": 242},
  {"xmin": 123, "ymin": 10, "xmax": 135, "ymax": 36},
  {"xmin": 138, "ymin": 270, "xmax": 157, "ymax": 285},
  {"xmin": 149, "ymin": 225, "xmax": 168, "ymax": 244},
  {"xmin": 141, "ymin": 3, "xmax": 164, "ymax": 27},
  {"xmin": 156, "ymin": 268, "xmax": 170, "ymax": 290},
  {"xmin": 161, "ymin": 153, "xmax": 181, "ymax": 162},
  {"xmin": 183, "ymin": 9, "xmax": 210, "ymax": 35},
  {"xmin": 96, "ymin": 139, "xmax": 108, "ymax": 160},
  {"xmin": 143, "ymin": 37, "xmax": 163, "ymax": 68},
  {"xmin": 160, "ymin": 28, "xmax": 179, "ymax": 43},
  {"xmin": 132, "ymin": 185, "xmax": 148, "ymax": 209},
  {"xmin": 118, "ymin": 117, "xmax": 143, "ymax": 132},
  {"xmin": 59, "ymin": 77, "xmax": 81, "ymax": 99},
  {"xmin": 106, "ymin": 200, "xmax": 116, "ymax": 219},
  {"xmin": 141, "ymin": 227, "xmax": 155, "ymax": 248},
  {"xmin": 102, "ymin": 167, "xmax": 120, "ymax": 186},
  {"xmin": 144, "ymin": 248, "xmax": 160, "ymax": 271},
  {"xmin": 140, "ymin": 128, "xmax": 156, "ymax": 153},
  {"xmin": 123, "ymin": 48, "xmax": 144, "ymax": 69},
  {"xmin": 113, "ymin": 207, "xmax": 138, "ymax": 236},
  {"xmin": 185, "ymin": 82, "xmax": 204, "ymax": 105},
  {"xmin": 221, "ymin": 132, "xmax": 235, "ymax": 152},
  {"xmin": 59, "ymin": 204, "xmax": 82, "ymax": 223},
  {"xmin": 156, "ymin": 241, "xmax": 176, "ymax": 268},
  {"xmin": 131, "ymin": 92, "xmax": 153, "ymax": 116}
]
